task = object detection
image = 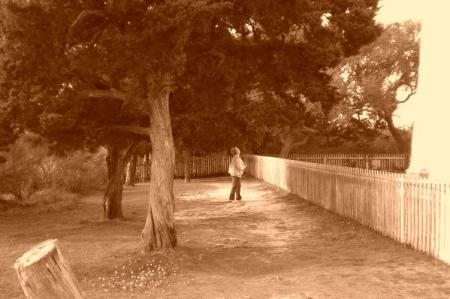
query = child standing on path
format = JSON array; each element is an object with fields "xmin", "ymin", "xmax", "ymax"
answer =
[{"xmin": 228, "ymin": 147, "xmax": 246, "ymax": 201}]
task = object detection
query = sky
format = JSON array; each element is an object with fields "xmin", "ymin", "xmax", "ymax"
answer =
[
  {"xmin": 378, "ymin": 0, "xmax": 450, "ymax": 177},
  {"xmin": 375, "ymin": 0, "xmax": 421, "ymax": 24},
  {"xmin": 375, "ymin": 0, "xmax": 422, "ymax": 127}
]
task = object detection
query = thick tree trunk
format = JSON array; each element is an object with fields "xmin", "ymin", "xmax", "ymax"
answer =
[
  {"xmin": 385, "ymin": 115, "xmax": 407, "ymax": 153},
  {"xmin": 280, "ymin": 134, "xmax": 311, "ymax": 158},
  {"xmin": 125, "ymin": 153, "xmax": 138, "ymax": 186},
  {"xmin": 14, "ymin": 239, "xmax": 84, "ymax": 299},
  {"xmin": 257, "ymin": 131, "xmax": 271, "ymax": 154},
  {"xmin": 279, "ymin": 134, "xmax": 294, "ymax": 158},
  {"xmin": 103, "ymin": 145, "xmax": 130, "ymax": 219},
  {"xmin": 141, "ymin": 90, "xmax": 177, "ymax": 251},
  {"xmin": 183, "ymin": 149, "xmax": 192, "ymax": 183}
]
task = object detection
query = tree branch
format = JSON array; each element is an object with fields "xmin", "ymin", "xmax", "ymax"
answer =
[
  {"xmin": 78, "ymin": 89, "xmax": 147, "ymax": 106},
  {"xmin": 112, "ymin": 125, "xmax": 150, "ymax": 136},
  {"xmin": 393, "ymin": 74, "xmax": 416, "ymax": 104},
  {"xmin": 396, "ymin": 90, "xmax": 416, "ymax": 104},
  {"xmin": 291, "ymin": 135, "xmax": 312, "ymax": 150},
  {"xmin": 299, "ymin": 126, "xmax": 318, "ymax": 134},
  {"xmin": 78, "ymin": 89, "xmax": 129, "ymax": 102},
  {"xmin": 66, "ymin": 9, "xmax": 109, "ymax": 50},
  {"xmin": 88, "ymin": 25, "xmax": 106, "ymax": 49}
]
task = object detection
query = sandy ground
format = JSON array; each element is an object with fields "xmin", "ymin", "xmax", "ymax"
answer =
[{"xmin": 2, "ymin": 177, "xmax": 450, "ymax": 298}]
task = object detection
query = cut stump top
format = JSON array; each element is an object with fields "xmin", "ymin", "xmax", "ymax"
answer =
[{"xmin": 14, "ymin": 239, "xmax": 58, "ymax": 269}]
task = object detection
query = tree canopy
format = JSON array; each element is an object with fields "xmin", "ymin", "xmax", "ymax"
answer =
[{"xmin": 1, "ymin": 0, "xmax": 381, "ymax": 251}]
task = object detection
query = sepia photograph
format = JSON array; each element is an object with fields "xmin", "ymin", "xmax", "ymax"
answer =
[{"xmin": 1, "ymin": 0, "xmax": 450, "ymax": 298}]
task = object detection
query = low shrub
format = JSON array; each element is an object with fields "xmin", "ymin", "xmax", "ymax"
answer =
[
  {"xmin": 50, "ymin": 149, "xmax": 107, "ymax": 194},
  {"xmin": 1, "ymin": 188, "xmax": 79, "ymax": 215},
  {"xmin": 0, "ymin": 134, "xmax": 107, "ymax": 203},
  {"xmin": 0, "ymin": 133, "xmax": 47, "ymax": 200}
]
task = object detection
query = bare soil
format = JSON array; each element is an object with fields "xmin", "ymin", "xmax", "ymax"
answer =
[{"xmin": 2, "ymin": 177, "xmax": 450, "ymax": 298}]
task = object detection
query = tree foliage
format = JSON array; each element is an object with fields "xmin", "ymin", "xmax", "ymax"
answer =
[
  {"xmin": 331, "ymin": 21, "xmax": 420, "ymax": 153},
  {"xmin": 225, "ymin": 0, "xmax": 382, "ymax": 156}
]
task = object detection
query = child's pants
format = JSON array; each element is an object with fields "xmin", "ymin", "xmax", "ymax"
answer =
[{"xmin": 229, "ymin": 176, "xmax": 241, "ymax": 200}]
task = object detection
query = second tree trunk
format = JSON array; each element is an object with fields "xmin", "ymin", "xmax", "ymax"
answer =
[
  {"xmin": 103, "ymin": 145, "xmax": 131, "ymax": 219},
  {"xmin": 141, "ymin": 90, "xmax": 177, "ymax": 251}
]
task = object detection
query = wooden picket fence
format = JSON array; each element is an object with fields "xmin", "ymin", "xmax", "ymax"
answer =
[
  {"xmin": 244, "ymin": 154, "xmax": 450, "ymax": 264},
  {"xmin": 135, "ymin": 155, "xmax": 231, "ymax": 181},
  {"xmin": 135, "ymin": 153, "xmax": 407, "ymax": 181},
  {"xmin": 268, "ymin": 153, "xmax": 408, "ymax": 172}
]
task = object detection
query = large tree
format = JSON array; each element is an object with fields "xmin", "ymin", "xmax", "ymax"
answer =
[
  {"xmin": 331, "ymin": 21, "xmax": 420, "ymax": 153},
  {"xmin": 1, "ymin": 0, "xmax": 381, "ymax": 252}
]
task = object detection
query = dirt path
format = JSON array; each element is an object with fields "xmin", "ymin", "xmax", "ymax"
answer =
[
  {"xmin": 157, "ymin": 177, "xmax": 450, "ymax": 299},
  {"xmin": 3, "ymin": 177, "xmax": 450, "ymax": 298}
]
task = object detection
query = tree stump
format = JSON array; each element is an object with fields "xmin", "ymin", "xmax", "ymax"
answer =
[{"xmin": 14, "ymin": 239, "xmax": 84, "ymax": 299}]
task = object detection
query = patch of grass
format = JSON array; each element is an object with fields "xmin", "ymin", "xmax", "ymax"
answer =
[{"xmin": 87, "ymin": 252, "xmax": 179, "ymax": 294}]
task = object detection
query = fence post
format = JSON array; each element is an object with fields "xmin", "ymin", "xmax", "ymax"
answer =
[{"xmin": 365, "ymin": 155, "xmax": 369, "ymax": 169}]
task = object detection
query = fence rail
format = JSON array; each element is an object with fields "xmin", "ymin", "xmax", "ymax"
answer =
[
  {"xmin": 267, "ymin": 153, "xmax": 408, "ymax": 172},
  {"xmin": 244, "ymin": 154, "xmax": 450, "ymax": 264},
  {"xmin": 135, "ymin": 155, "xmax": 231, "ymax": 181}
]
